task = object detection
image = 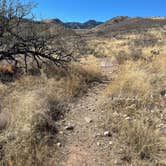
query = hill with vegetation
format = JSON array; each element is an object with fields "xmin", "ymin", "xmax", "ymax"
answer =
[{"xmin": 0, "ymin": 9, "xmax": 166, "ymax": 166}]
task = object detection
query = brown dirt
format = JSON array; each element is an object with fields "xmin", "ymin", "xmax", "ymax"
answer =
[{"xmin": 59, "ymin": 58, "xmax": 118, "ymax": 166}]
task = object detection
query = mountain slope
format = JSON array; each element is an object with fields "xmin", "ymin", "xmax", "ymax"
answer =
[
  {"xmin": 41, "ymin": 19, "xmax": 86, "ymax": 56},
  {"xmin": 75, "ymin": 16, "xmax": 166, "ymax": 37},
  {"xmin": 42, "ymin": 18, "xmax": 103, "ymax": 29},
  {"xmin": 65, "ymin": 20, "xmax": 103, "ymax": 29}
]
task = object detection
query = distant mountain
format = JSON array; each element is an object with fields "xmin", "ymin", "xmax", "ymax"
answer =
[
  {"xmin": 41, "ymin": 19, "xmax": 103, "ymax": 29},
  {"xmin": 75, "ymin": 16, "xmax": 166, "ymax": 37},
  {"xmin": 65, "ymin": 20, "xmax": 103, "ymax": 29},
  {"xmin": 41, "ymin": 16, "xmax": 166, "ymax": 36},
  {"xmin": 94, "ymin": 16, "xmax": 166, "ymax": 35},
  {"xmin": 41, "ymin": 18, "xmax": 64, "ymax": 25},
  {"xmin": 65, "ymin": 22, "xmax": 82, "ymax": 29}
]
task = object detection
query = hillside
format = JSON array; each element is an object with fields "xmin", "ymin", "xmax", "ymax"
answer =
[
  {"xmin": 65, "ymin": 20, "xmax": 103, "ymax": 29},
  {"xmin": 42, "ymin": 18, "xmax": 103, "ymax": 29},
  {"xmin": 40, "ymin": 19, "xmax": 87, "ymax": 56},
  {"xmin": 75, "ymin": 16, "xmax": 166, "ymax": 38}
]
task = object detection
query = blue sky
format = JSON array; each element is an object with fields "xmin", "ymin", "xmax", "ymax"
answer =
[{"xmin": 31, "ymin": 0, "xmax": 166, "ymax": 22}]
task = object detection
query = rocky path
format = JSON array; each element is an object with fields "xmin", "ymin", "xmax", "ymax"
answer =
[
  {"xmin": 60, "ymin": 59, "xmax": 118, "ymax": 166},
  {"xmin": 62, "ymin": 84, "xmax": 111, "ymax": 166}
]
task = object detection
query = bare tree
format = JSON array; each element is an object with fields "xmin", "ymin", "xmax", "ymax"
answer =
[{"xmin": 0, "ymin": 0, "xmax": 73, "ymax": 72}]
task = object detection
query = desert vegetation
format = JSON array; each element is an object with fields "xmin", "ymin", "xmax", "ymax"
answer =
[
  {"xmin": 82, "ymin": 22, "xmax": 166, "ymax": 165},
  {"xmin": 0, "ymin": 55, "xmax": 103, "ymax": 165},
  {"xmin": 105, "ymin": 55, "xmax": 166, "ymax": 165},
  {"xmin": 0, "ymin": 1, "xmax": 165, "ymax": 165},
  {"xmin": 0, "ymin": 0, "xmax": 103, "ymax": 165}
]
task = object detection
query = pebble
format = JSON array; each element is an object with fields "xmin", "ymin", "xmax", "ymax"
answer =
[
  {"xmin": 125, "ymin": 117, "xmax": 131, "ymax": 120},
  {"xmin": 123, "ymin": 114, "xmax": 127, "ymax": 118},
  {"xmin": 114, "ymin": 159, "xmax": 123, "ymax": 165},
  {"xmin": 104, "ymin": 131, "xmax": 111, "ymax": 137},
  {"xmin": 57, "ymin": 142, "xmax": 61, "ymax": 147},
  {"xmin": 158, "ymin": 123, "xmax": 164, "ymax": 128},
  {"xmin": 65, "ymin": 124, "xmax": 75, "ymax": 131},
  {"xmin": 109, "ymin": 141, "xmax": 113, "ymax": 145},
  {"xmin": 97, "ymin": 142, "xmax": 101, "ymax": 146},
  {"xmin": 85, "ymin": 117, "xmax": 93, "ymax": 123},
  {"xmin": 59, "ymin": 131, "xmax": 64, "ymax": 135}
]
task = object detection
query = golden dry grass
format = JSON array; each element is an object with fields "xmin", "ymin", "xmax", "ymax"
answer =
[
  {"xmin": 0, "ymin": 58, "xmax": 103, "ymax": 165},
  {"xmin": 104, "ymin": 53, "xmax": 166, "ymax": 165},
  {"xmin": 106, "ymin": 61, "xmax": 152, "ymax": 98},
  {"xmin": 90, "ymin": 30, "xmax": 166, "ymax": 165},
  {"xmin": 0, "ymin": 26, "xmax": 165, "ymax": 165},
  {"xmin": 65, "ymin": 56, "xmax": 103, "ymax": 97},
  {"xmin": 87, "ymin": 28, "xmax": 166, "ymax": 64},
  {"xmin": 107, "ymin": 109, "xmax": 166, "ymax": 165}
]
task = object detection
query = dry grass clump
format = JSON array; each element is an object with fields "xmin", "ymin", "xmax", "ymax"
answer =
[
  {"xmin": 121, "ymin": 120, "xmax": 163, "ymax": 162},
  {"xmin": 0, "ymin": 88, "xmax": 67, "ymax": 165},
  {"xmin": 88, "ymin": 30, "xmax": 165, "ymax": 66},
  {"xmin": 106, "ymin": 108, "xmax": 166, "ymax": 165},
  {"xmin": 106, "ymin": 60, "xmax": 152, "ymax": 99},
  {"xmin": 107, "ymin": 53, "xmax": 166, "ymax": 99},
  {"xmin": 105, "ymin": 100, "xmax": 166, "ymax": 165},
  {"xmin": 151, "ymin": 54, "xmax": 166, "ymax": 75},
  {"xmin": 10, "ymin": 57, "xmax": 103, "ymax": 99},
  {"xmin": 105, "ymin": 53, "xmax": 166, "ymax": 165},
  {"xmin": 65, "ymin": 57, "xmax": 103, "ymax": 97},
  {"xmin": 87, "ymin": 38, "xmax": 131, "ymax": 58}
]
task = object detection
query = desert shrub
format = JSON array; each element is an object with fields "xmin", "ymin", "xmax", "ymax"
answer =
[
  {"xmin": 114, "ymin": 48, "xmax": 144, "ymax": 64},
  {"xmin": 114, "ymin": 50, "xmax": 129, "ymax": 64},
  {"xmin": 31, "ymin": 98, "xmax": 67, "ymax": 141},
  {"xmin": 0, "ymin": 0, "xmax": 74, "ymax": 73},
  {"xmin": 145, "ymin": 55, "xmax": 166, "ymax": 97},
  {"xmin": 64, "ymin": 61, "xmax": 103, "ymax": 97},
  {"xmin": 121, "ymin": 120, "xmax": 161, "ymax": 160},
  {"xmin": 38, "ymin": 56, "xmax": 103, "ymax": 98},
  {"xmin": 130, "ymin": 48, "xmax": 143, "ymax": 61}
]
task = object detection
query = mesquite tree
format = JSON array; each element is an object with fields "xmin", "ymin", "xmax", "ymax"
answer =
[{"xmin": 0, "ymin": 0, "xmax": 73, "ymax": 72}]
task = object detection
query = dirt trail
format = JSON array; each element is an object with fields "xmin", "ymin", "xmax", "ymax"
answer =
[{"xmin": 60, "ymin": 59, "xmax": 118, "ymax": 166}]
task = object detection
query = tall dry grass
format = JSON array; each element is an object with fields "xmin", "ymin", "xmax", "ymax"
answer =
[
  {"xmin": 105, "ymin": 54, "xmax": 166, "ymax": 165},
  {"xmin": 106, "ymin": 61, "xmax": 152, "ymax": 99},
  {"xmin": 0, "ymin": 58, "xmax": 103, "ymax": 165}
]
